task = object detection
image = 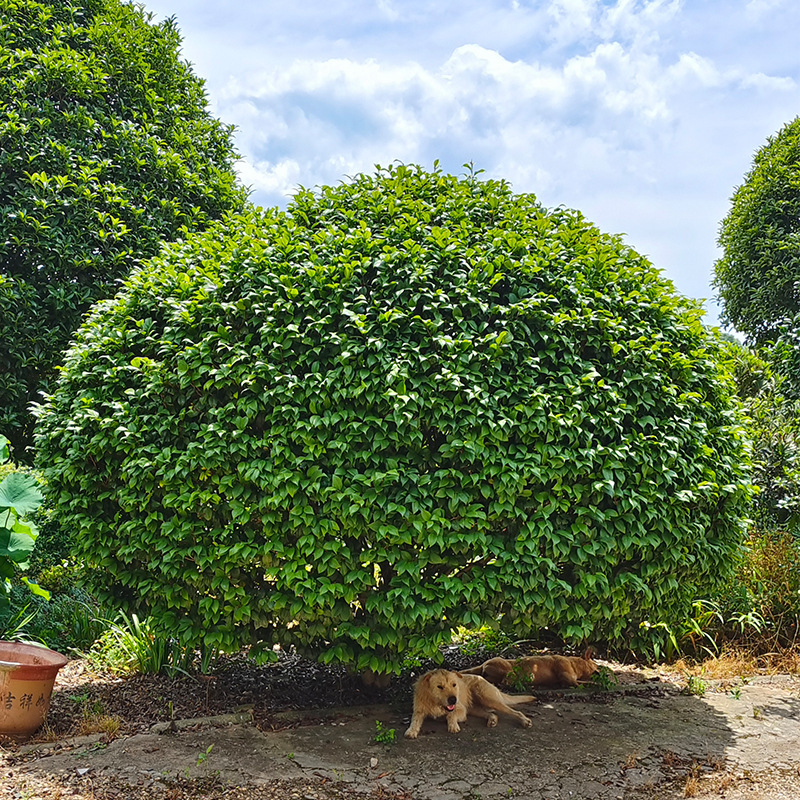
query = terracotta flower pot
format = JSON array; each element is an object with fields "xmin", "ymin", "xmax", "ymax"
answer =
[{"xmin": 0, "ymin": 641, "xmax": 68, "ymax": 740}]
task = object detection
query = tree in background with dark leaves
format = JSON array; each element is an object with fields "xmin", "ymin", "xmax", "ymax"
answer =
[
  {"xmin": 715, "ymin": 118, "xmax": 800, "ymax": 529},
  {"xmin": 0, "ymin": 0, "xmax": 246, "ymax": 459},
  {"xmin": 715, "ymin": 116, "xmax": 800, "ymax": 399}
]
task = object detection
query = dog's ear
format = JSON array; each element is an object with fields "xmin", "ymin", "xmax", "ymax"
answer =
[
  {"xmin": 422, "ymin": 673, "xmax": 431, "ymax": 683},
  {"xmin": 583, "ymin": 646, "xmax": 594, "ymax": 661}
]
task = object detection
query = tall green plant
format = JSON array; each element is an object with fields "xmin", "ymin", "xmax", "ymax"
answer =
[
  {"xmin": 36, "ymin": 164, "xmax": 752, "ymax": 673},
  {"xmin": 86, "ymin": 612, "xmax": 189, "ymax": 676},
  {"xmin": 0, "ymin": 0, "xmax": 246, "ymax": 458},
  {"xmin": 0, "ymin": 434, "xmax": 46, "ymax": 614}
]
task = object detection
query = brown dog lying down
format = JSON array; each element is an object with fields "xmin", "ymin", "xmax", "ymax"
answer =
[
  {"xmin": 461, "ymin": 649, "xmax": 598, "ymax": 688},
  {"xmin": 404, "ymin": 669, "xmax": 535, "ymax": 739}
]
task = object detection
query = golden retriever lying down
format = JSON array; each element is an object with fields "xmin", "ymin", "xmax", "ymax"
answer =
[
  {"xmin": 404, "ymin": 669, "xmax": 535, "ymax": 739},
  {"xmin": 461, "ymin": 649, "xmax": 598, "ymax": 688}
]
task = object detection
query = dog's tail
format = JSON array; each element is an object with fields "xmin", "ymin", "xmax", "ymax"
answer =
[{"xmin": 501, "ymin": 692, "xmax": 536, "ymax": 705}]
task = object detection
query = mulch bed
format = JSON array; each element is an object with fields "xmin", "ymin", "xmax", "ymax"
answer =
[{"xmin": 11, "ymin": 647, "xmax": 660, "ymax": 744}]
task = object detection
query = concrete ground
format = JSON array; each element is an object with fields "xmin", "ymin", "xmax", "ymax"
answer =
[{"xmin": 7, "ymin": 675, "xmax": 800, "ymax": 799}]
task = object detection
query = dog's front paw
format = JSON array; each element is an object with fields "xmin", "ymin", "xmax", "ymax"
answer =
[
  {"xmin": 447, "ymin": 723, "xmax": 461, "ymax": 734},
  {"xmin": 521, "ymin": 715, "xmax": 532, "ymax": 728},
  {"xmin": 486, "ymin": 713, "xmax": 498, "ymax": 728},
  {"xmin": 404, "ymin": 727, "xmax": 419, "ymax": 739}
]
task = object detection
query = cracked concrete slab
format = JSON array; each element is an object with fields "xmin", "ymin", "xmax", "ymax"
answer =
[{"xmin": 10, "ymin": 677, "xmax": 800, "ymax": 799}]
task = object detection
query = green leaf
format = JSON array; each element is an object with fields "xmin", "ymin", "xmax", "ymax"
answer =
[
  {"xmin": 0, "ymin": 527, "xmax": 37, "ymax": 564},
  {"xmin": 0, "ymin": 473, "xmax": 42, "ymax": 516},
  {"xmin": 21, "ymin": 576, "xmax": 50, "ymax": 601}
]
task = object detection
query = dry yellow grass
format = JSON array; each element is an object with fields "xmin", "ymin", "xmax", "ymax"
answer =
[
  {"xmin": 665, "ymin": 646, "xmax": 800, "ymax": 680},
  {"xmin": 622, "ymin": 751, "xmax": 639, "ymax": 769},
  {"xmin": 684, "ymin": 771, "xmax": 735, "ymax": 798},
  {"xmin": 76, "ymin": 712, "xmax": 122, "ymax": 738}
]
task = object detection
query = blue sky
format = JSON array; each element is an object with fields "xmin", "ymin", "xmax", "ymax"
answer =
[{"xmin": 141, "ymin": 0, "xmax": 800, "ymax": 327}]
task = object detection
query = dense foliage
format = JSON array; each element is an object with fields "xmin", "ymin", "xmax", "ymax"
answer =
[
  {"xmin": 772, "ymin": 317, "xmax": 800, "ymax": 401},
  {"xmin": 0, "ymin": 434, "xmax": 44, "ymax": 614},
  {"xmin": 0, "ymin": 0, "xmax": 246, "ymax": 458},
  {"xmin": 724, "ymin": 342, "xmax": 800, "ymax": 532},
  {"xmin": 714, "ymin": 116, "xmax": 800, "ymax": 347},
  {"xmin": 745, "ymin": 391, "xmax": 800, "ymax": 531},
  {"xmin": 37, "ymin": 165, "xmax": 752, "ymax": 673},
  {"xmin": 0, "ymin": 582, "xmax": 102, "ymax": 650}
]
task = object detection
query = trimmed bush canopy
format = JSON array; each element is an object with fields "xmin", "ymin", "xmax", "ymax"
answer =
[
  {"xmin": 0, "ymin": 0, "xmax": 245, "ymax": 458},
  {"xmin": 36, "ymin": 165, "xmax": 752, "ymax": 672}
]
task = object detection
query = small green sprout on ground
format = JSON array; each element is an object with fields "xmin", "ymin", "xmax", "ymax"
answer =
[
  {"xmin": 684, "ymin": 673, "xmax": 707, "ymax": 697},
  {"xmin": 373, "ymin": 720, "xmax": 396, "ymax": 744},
  {"xmin": 752, "ymin": 706, "xmax": 764, "ymax": 720},
  {"xmin": 196, "ymin": 744, "xmax": 214, "ymax": 766},
  {"xmin": 729, "ymin": 687, "xmax": 742, "ymax": 700},
  {"xmin": 589, "ymin": 665, "xmax": 618, "ymax": 691},
  {"xmin": 184, "ymin": 744, "xmax": 216, "ymax": 780},
  {"xmin": 70, "ymin": 693, "xmax": 105, "ymax": 723}
]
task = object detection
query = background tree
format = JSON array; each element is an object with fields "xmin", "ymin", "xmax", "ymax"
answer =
[
  {"xmin": 723, "ymin": 342, "xmax": 799, "ymax": 531},
  {"xmin": 36, "ymin": 165, "xmax": 752, "ymax": 672},
  {"xmin": 0, "ymin": 0, "xmax": 246, "ymax": 459},
  {"xmin": 714, "ymin": 116, "xmax": 800, "ymax": 348},
  {"xmin": 715, "ymin": 117, "xmax": 800, "ymax": 528},
  {"xmin": 772, "ymin": 322, "xmax": 800, "ymax": 401},
  {"xmin": 713, "ymin": 342, "xmax": 800, "ymax": 656}
]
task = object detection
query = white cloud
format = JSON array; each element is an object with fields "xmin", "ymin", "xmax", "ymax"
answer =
[
  {"xmin": 221, "ymin": 37, "xmax": 692, "ymax": 198},
  {"xmin": 745, "ymin": 0, "xmax": 787, "ymax": 20},
  {"xmin": 220, "ymin": 37, "xmax": 787, "ymax": 204},
  {"xmin": 599, "ymin": 0, "xmax": 683, "ymax": 43},
  {"xmin": 237, "ymin": 158, "xmax": 302, "ymax": 201},
  {"xmin": 142, "ymin": 0, "xmax": 800, "ymax": 325},
  {"xmin": 376, "ymin": 0, "xmax": 400, "ymax": 22},
  {"xmin": 666, "ymin": 52, "xmax": 722, "ymax": 88},
  {"xmin": 740, "ymin": 72, "xmax": 796, "ymax": 92},
  {"xmin": 547, "ymin": 0, "xmax": 596, "ymax": 46}
]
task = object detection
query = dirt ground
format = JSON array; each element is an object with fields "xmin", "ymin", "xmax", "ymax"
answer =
[{"xmin": 2, "ymin": 659, "xmax": 800, "ymax": 800}]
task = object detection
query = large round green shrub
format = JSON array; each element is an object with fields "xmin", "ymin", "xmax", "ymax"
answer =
[
  {"xmin": 0, "ymin": 0, "xmax": 246, "ymax": 458},
  {"xmin": 36, "ymin": 165, "xmax": 752, "ymax": 671}
]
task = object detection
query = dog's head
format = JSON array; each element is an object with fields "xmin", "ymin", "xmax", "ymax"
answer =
[
  {"xmin": 579, "ymin": 647, "xmax": 599, "ymax": 679},
  {"xmin": 420, "ymin": 669, "xmax": 462, "ymax": 712}
]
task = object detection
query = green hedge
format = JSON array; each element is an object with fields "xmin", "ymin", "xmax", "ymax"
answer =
[{"xmin": 36, "ymin": 165, "xmax": 752, "ymax": 672}]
